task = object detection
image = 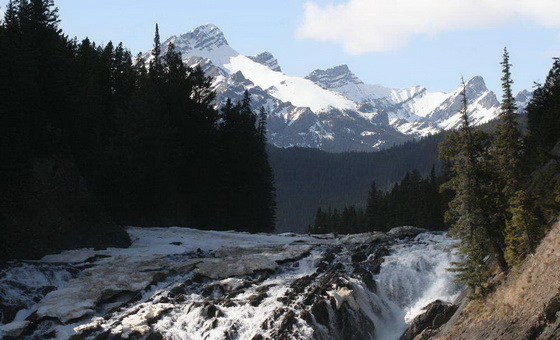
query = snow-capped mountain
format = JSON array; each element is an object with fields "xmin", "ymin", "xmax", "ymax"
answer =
[{"xmin": 145, "ymin": 24, "xmax": 530, "ymax": 152}]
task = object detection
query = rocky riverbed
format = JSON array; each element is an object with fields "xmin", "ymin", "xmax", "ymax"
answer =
[{"xmin": 0, "ymin": 226, "xmax": 461, "ymax": 339}]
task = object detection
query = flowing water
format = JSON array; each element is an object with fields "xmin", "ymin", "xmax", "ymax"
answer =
[
  {"xmin": 0, "ymin": 228, "xmax": 461, "ymax": 339},
  {"xmin": 370, "ymin": 233, "xmax": 460, "ymax": 339}
]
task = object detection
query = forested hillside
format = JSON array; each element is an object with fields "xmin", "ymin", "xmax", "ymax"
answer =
[
  {"xmin": 0, "ymin": 0, "xmax": 275, "ymax": 261},
  {"xmin": 436, "ymin": 51, "xmax": 560, "ymax": 298},
  {"xmin": 269, "ymin": 134, "xmax": 445, "ymax": 232},
  {"xmin": 310, "ymin": 167, "xmax": 448, "ymax": 234}
]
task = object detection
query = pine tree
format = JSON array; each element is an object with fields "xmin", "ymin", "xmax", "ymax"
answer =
[
  {"xmin": 149, "ymin": 24, "xmax": 163, "ymax": 81},
  {"xmin": 526, "ymin": 58, "xmax": 560, "ymax": 166},
  {"xmin": 258, "ymin": 106, "xmax": 268, "ymax": 143},
  {"xmin": 420, "ymin": 165, "xmax": 444, "ymax": 230},
  {"xmin": 440, "ymin": 78, "xmax": 505, "ymax": 295},
  {"xmin": 29, "ymin": 0, "xmax": 59, "ymax": 30},
  {"xmin": 449, "ymin": 230, "xmax": 491, "ymax": 299},
  {"xmin": 3, "ymin": 0, "xmax": 19, "ymax": 27},
  {"xmin": 493, "ymin": 47, "xmax": 523, "ymax": 199},
  {"xmin": 365, "ymin": 181, "xmax": 381, "ymax": 230},
  {"xmin": 504, "ymin": 190, "xmax": 542, "ymax": 266},
  {"xmin": 256, "ymin": 106, "xmax": 277, "ymax": 232}
]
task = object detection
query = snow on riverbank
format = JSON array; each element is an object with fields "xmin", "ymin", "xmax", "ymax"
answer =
[
  {"xmin": 1, "ymin": 228, "xmax": 330, "ymax": 336},
  {"xmin": 1, "ymin": 226, "xmax": 459, "ymax": 339},
  {"xmin": 40, "ymin": 227, "xmax": 322, "ymax": 263}
]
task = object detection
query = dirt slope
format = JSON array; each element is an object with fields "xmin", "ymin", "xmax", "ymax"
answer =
[{"xmin": 435, "ymin": 220, "xmax": 560, "ymax": 340}]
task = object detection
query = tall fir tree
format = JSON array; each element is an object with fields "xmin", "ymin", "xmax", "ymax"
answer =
[
  {"xmin": 440, "ymin": 78, "xmax": 506, "ymax": 296},
  {"xmin": 526, "ymin": 58, "xmax": 560, "ymax": 165},
  {"xmin": 493, "ymin": 47, "xmax": 523, "ymax": 199},
  {"xmin": 149, "ymin": 23, "xmax": 164, "ymax": 81},
  {"xmin": 365, "ymin": 181, "xmax": 382, "ymax": 231},
  {"xmin": 492, "ymin": 48, "xmax": 533, "ymax": 268},
  {"xmin": 504, "ymin": 190, "xmax": 541, "ymax": 266}
]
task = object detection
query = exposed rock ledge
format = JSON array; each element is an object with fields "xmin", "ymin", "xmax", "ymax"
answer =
[{"xmin": 399, "ymin": 300, "xmax": 458, "ymax": 340}]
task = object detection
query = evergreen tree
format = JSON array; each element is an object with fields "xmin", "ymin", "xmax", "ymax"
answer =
[
  {"xmin": 0, "ymin": 0, "xmax": 279, "ymax": 259},
  {"xmin": 490, "ymin": 48, "xmax": 534, "ymax": 268},
  {"xmin": 440, "ymin": 78, "xmax": 506, "ymax": 295},
  {"xmin": 526, "ymin": 58, "xmax": 560, "ymax": 165},
  {"xmin": 317, "ymin": 166, "xmax": 448, "ymax": 234},
  {"xmin": 427, "ymin": 165, "xmax": 445, "ymax": 230},
  {"xmin": 504, "ymin": 190, "xmax": 541, "ymax": 266},
  {"xmin": 449, "ymin": 230, "xmax": 491, "ymax": 299},
  {"xmin": 493, "ymin": 47, "xmax": 523, "ymax": 200},
  {"xmin": 365, "ymin": 181, "xmax": 382, "ymax": 231},
  {"xmin": 3, "ymin": 0, "xmax": 19, "ymax": 27},
  {"xmin": 219, "ymin": 91, "xmax": 276, "ymax": 232}
]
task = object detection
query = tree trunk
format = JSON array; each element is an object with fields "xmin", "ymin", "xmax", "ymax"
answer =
[{"xmin": 492, "ymin": 241, "xmax": 509, "ymax": 273}]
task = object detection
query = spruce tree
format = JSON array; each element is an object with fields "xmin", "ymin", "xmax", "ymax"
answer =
[
  {"xmin": 440, "ymin": 78, "xmax": 505, "ymax": 295},
  {"xmin": 526, "ymin": 58, "xmax": 560, "ymax": 165},
  {"xmin": 3, "ymin": 0, "xmax": 19, "ymax": 27},
  {"xmin": 449, "ymin": 230, "xmax": 491, "ymax": 299},
  {"xmin": 365, "ymin": 181, "xmax": 381, "ymax": 230},
  {"xmin": 149, "ymin": 24, "xmax": 164, "ymax": 81},
  {"xmin": 493, "ymin": 47, "xmax": 523, "ymax": 199},
  {"xmin": 504, "ymin": 190, "xmax": 541, "ymax": 266}
]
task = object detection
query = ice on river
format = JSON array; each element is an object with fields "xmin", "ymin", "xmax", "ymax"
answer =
[{"xmin": 0, "ymin": 227, "xmax": 460, "ymax": 340}]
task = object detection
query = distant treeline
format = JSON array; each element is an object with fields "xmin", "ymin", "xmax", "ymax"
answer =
[
  {"xmin": 310, "ymin": 167, "xmax": 449, "ymax": 234},
  {"xmin": 0, "ymin": 0, "xmax": 275, "ymax": 260},
  {"xmin": 269, "ymin": 134, "xmax": 446, "ymax": 232}
]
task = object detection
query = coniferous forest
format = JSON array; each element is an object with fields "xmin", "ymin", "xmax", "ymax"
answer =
[
  {"xmin": 440, "ymin": 50, "xmax": 560, "ymax": 297},
  {"xmin": 1, "ymin": 0, "xmax": 560, "ymax": 305},
  {"xmin": 2, "ymin": 1, "xmax": 560, "ymax": 339},
  {"xmin": 0, "ymin": 0, "xmax": 275, "ymax": 261},
  {"xmin": 307, "ymin": 49, "xmax": 560, "ymax": 300},
  {"xmin": 310, "ymin": 167, "xmax": 448, "ymax": 234}
]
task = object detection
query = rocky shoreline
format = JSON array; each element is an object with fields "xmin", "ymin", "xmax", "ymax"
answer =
[{"xmin": 1, "ymin": 226, "xmax": 459, "ymax": 339}]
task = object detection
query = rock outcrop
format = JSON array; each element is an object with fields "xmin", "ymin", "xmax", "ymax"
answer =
[
  {"xmin": 0, "ymin": 227, "xmax": 459, "ymax": 339},
  {"xmin": 399, "ymin": 300, "xmax": 458, "ymax": 340}
]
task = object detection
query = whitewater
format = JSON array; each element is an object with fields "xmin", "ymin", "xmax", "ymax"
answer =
[{"xmin": 0, "ymin": 227, "xmax": 461, "ymax": 339}]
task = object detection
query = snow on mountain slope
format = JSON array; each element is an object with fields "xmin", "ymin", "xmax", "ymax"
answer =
[
  {"xmin": 400, "ymin": 88, "xmax": 450, "ymax": 118},
  {"xmin": 427, "ymin": 76, "xmax": 500, "ymax": 130},
  {"xmin": 148, "ymin": 24, "xmax": 355, "ymax": 113},
  {"xmin": 145, "ymin": 24, "xmax": 531, "ymax": 152},
  {"xmin": 223, "ymin": 56, "xmax": 356, "ymax": 112}
]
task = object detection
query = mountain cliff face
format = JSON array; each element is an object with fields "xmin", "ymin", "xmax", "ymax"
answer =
[
  {"xmin": 146, "ymin": 24, "xmax": 529, "ymax": 152},
  {"xmin": 248, "ymin": 52, "xmax": 282, "ymax": 72}
]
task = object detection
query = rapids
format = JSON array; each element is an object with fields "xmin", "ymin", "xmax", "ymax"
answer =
[{"xmin": 0, "ymin": 227, "xmax": 461, "ymax": 339}]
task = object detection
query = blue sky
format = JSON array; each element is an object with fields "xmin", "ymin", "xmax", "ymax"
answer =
[{"xmin": 2, "ymin": 0, "xmax": 559, "ymax": 94}]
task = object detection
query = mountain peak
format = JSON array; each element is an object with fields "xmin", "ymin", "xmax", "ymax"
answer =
[
  {"xmin": 465, "ymin": 75, "xmax": 488, "ymax": 93},
  {"xmin": 248, "ymin": 52, "xmax": 282, "ymax": 72},
  {"xmin": 515, "ymin": 89, "xmax": 531, "ymax": 102},
  {"xmin": 173, "ymin": 24, "xmax": 229, "ymax": 52},
  {"xmin": 306, "ymin": 64, "xmax": 364, "ymax": 90}
]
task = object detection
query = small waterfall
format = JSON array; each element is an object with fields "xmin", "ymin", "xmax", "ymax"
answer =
[
  {"xmin": 369, "ymin": 232, "xmax": 461, "ymax": 339},
  {"xmin": 1, "ymin": 229, "xmax": 461, "ymax": 340}
]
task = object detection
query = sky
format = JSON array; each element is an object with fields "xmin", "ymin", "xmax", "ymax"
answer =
[{"xmin": 1, "ymin": 0, "xmax": 559, "ymax": 94}]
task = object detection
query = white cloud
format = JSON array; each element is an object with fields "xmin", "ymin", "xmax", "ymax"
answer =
[{"xmin": 296, "ymin": 0, "xmax": 560, "ymax": 54}]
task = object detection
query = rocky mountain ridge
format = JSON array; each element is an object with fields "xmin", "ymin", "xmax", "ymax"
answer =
[{"xmin": 145, "ymin": 24, "xmax": 530, "ymax": 152}]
